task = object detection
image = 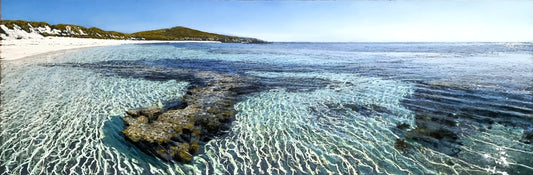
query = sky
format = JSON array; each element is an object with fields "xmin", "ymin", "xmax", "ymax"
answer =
[{"xmin": 2, "ymin": 0, "xmax": 532, "ymax": 42}]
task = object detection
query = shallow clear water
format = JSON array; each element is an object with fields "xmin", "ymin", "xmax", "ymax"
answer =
[{"xmin": 1, "ymin": 42, "xmax": 532, "ymax": 174}]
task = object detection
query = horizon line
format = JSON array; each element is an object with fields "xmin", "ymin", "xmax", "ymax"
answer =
[
  {"xmin": 268, "ymin": 41, "xmax": 533, "ymax": 43},
  {"xmin": 2, "ymin": 19, "xmax": 532, "ymax": 43}
]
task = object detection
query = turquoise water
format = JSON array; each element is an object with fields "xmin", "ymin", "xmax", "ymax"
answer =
[{"xmin": 1, "ymin": 42, "xmax": 532, "ymax": 174}]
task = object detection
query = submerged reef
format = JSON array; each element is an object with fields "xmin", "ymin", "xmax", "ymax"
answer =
[
  {"xmin": 398, "ymin": 82, "xmax": 533, "ymax": 157},
  {"xmin": 122, "ymin": 72, "xmax": 241, "ymax": 162},
  {"xmin": 521, "ymin": 129, "xmax": 533, "ymax": 144}
]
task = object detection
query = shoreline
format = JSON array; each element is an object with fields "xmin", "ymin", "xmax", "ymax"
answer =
[{"xmin": 0, "ymin": 36, "xmax": 220, "ymax": 61}]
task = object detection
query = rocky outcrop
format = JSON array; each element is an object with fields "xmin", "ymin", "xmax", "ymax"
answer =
[{"xmin": 122, "ymin": 72, "xmax": 241, "ymax": 162}]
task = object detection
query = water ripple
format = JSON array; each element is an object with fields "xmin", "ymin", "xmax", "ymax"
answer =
[{"xmin": 1, "ymin": 43, "xmax": 532, "ymax": 174}]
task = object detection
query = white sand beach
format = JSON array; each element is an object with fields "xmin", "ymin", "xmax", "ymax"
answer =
[{"xmin": 0, "ymin": 37, "xmax": 219, "ymax": 60}]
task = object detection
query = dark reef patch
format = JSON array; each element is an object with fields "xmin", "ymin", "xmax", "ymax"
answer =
[
  {"xmin": 398, "ymin": 82, "xmax": 533, "ymax": 156},
  {"xmin": 521, "ymin": 128, "xmax": 533, "ymax": 144},
  {"xmin": 121, "ymin": 71, "xmax": 242, "ymax": 162},
  {"xmin": 41, "ymin": 58, "xmax": 345, "ymax": 93}
]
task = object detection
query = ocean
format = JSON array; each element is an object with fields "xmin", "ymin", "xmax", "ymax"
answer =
[{"xmin": 1, "ymin": 42, "xmax": 532, "ymax": 174}]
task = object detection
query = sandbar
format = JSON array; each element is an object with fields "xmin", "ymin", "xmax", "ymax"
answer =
[{"xmin": 0, "ymin": 37, "xmax": 219, "ymax": 60}]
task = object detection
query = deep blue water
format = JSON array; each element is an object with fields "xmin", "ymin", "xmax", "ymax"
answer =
[{"xmin": 1, "ymin": 42, "xmax": 532, "ymax": 174}]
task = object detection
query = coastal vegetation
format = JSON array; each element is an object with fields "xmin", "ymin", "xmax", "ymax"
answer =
[
  {"xmin": 1, "ymin": 20, "xmax": 129, "ymax": 39},
  {"xmin": 0, "ymin": 20, "xmax": 265, "ymax": 43},
  {"xmin": 131, "ymin": 26, "xmax": 264, "ymax": 43},
  {"xmin": 1, "ymin": 20, "xmax": 50, "ymax": 32}
]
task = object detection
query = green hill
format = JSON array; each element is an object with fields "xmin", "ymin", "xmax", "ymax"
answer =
[
  {"xmin": 131, "ymin": 26, "xmax": 265, "ymax": 43},
  {"xmin": 0, "ymin": 20, "xmax": 266, "ymax": 43}
]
